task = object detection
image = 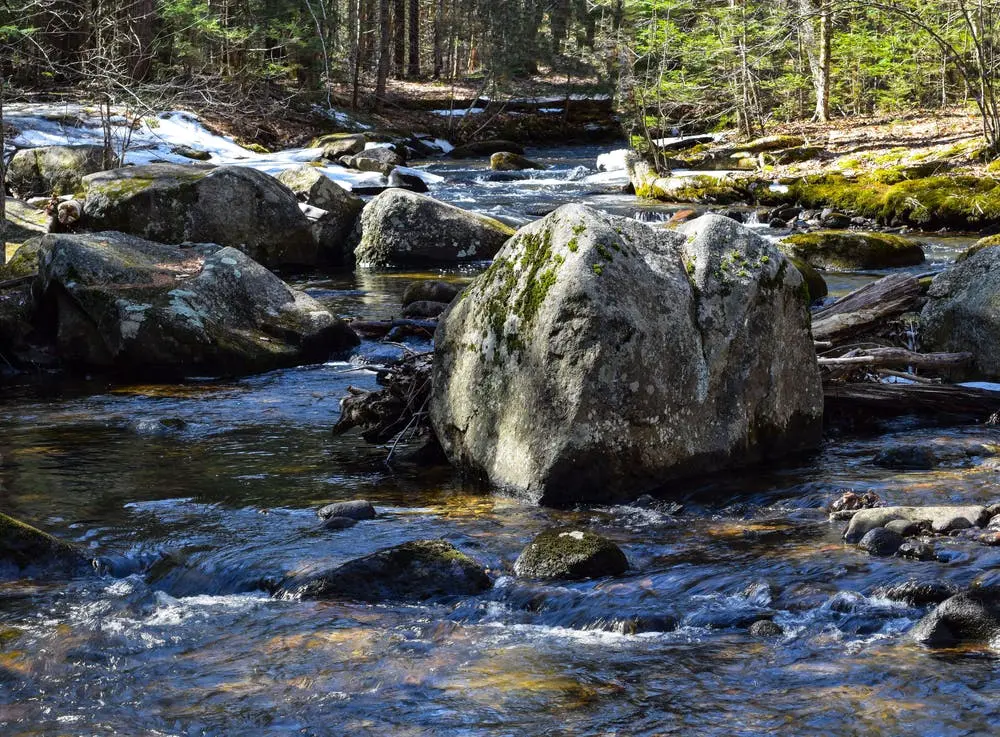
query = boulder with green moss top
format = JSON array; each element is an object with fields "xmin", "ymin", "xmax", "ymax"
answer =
[
  {"xmin": 83, "ymin": 164, "xmax": 320, "ymax": 268},
  {"xmin": 355, "ymin": 189, "xmax": 515, "ymax": 268},
  {"xmin": 341, "ymin": 146, "xmax": 405, "ymax": 175},
  {"xmin": 0, "ymin": 511, "xmax": 91, "ymax": 579},
  {"xmin": 957, "ymin": 233, "xmax": 1000, "ymax": 263},
  {"xmin": 624, "ymin": 152, "xmax": 753, "ymax": 203},
  {"xmin": 514, "ymin": 528, "xmax": 628, "ymax": 580},
  {"xmin": 450, "ymin": 140, "xmax": 524, "ymax": 159},
  {"xmin": 3, "ymin": 198, "xmax": 50, "ymax": 243},
  {"xmin": 311, "ymin": 133, "xmax": 367, "ymax": 159},
  {"xmin": 7, "ymin": 145, "xmax": 111, "ymax": 198},
  {"xmin": 171, "ymin": 145, "xmax": 212, "ymax": 161},
  {"xmin": 0, "ymin": 237, "xmax": 42, "ymax": 280},
  {"xmin": 787, "ymin": 256, "xmax": 828, "ymax": 302},
  {"xmin": 741, "ymin": 135, "xmax": 806, "ymax": 153},
  {"xmin": 490, "ymin": 152, "xmax": 546, "ymax": 171},
  {"xmin": 781, "ymin": 231, "xmax": 925, "ymax": 270},
  {"xmin": 920, "ymin": 246, "xmax": 1000, "ymax": 378},
  {"xmin": 276, "ymin": 166, "xmax": 363, "ymax": 264},
  {"xmin": 430, "ymin": 206, "xmax": 823, "ymax": 505},
  {"xmin": 35, "ymin": 231, "xmax": 358, "ymax": 377},
  {"xmin": 276, "ymin": 539, "xmax": 491, "ymax": 602}
]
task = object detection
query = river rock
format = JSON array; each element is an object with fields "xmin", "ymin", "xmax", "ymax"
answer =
[
  {"xmin": 34, "ymin": 231, "xmax": 359, "ymax": 376},
  {"xmin": 450, "ymin": 140, "xmax": 525, "ymax": 159},
  {"xmin": 402, "ymin": 280, "xmax": 461, "ymax": 306},
  {"xmin": 896, "ymin": 540, "xmax": 937, "ymax": 561},
  {"xmin": 314, "ymin": 133, "xmax": 367, "ymax": 160},
  {"xmin": 514, "ymin": 529, "xmax": 628, "ymax": 580},
  {"xmin": 387, "ymin": 169, "xmax": 430, "ymax": 193},
  {"xmin": 873, "ymin": 445, "xmax": 937, "ymax": 470},
  {"xmin": 490, "ymin": 152, "xmax": 545, "ymax": 171},
  {"xmin": 872, "ymin": 580, "xmax": 958, "ymax": 606},
  {"xmin": 354, "ymin": 190, "xmax": 515, "ymax": 268},
  {"xmin": 341, "ymin": 147, "xmax": 405, "ymax": 175},
  {"xmin": 322, "ymin": 517, "xmax": 358, "ymax": 531},
  {"xmin": 843, "ymin": 506, "xmax": 989, "ymax": 543},
  {"xmin": 82, "ymin": 164, "xmax": 320, "ymax": 268},
  {"xmin": 0, "ymin": 511, "xmax": 90, "ymax": 578},
  {"xmin": 278, "ymin": 539, "xmax": 491, "ymax": 602},
  {"xmin": 7, "ymin": 145, "xmax": 110, "ymax": 198},
  {"xmin": 920, "ymin": 246, "xmax": 1000, "ymax": 379},
  {"xmin": 316, "ymin": 500, "xmax": 376, "ymax": 521},
  {"xmin": 276, "ymin": 166, "xmax": 363, "ymax": 263},
  {"xmin": 787, "ymin": 256, "xmax": 828, "ymax": 302},
  {"xmin": 858, "ymin": 527, "xmax": 904, "ymax": 557},
  {"xmin": 781, "ymin": 231, "xmax": 926, "ymax": 270},
  {"xmin": 748, "ymin": 619, "xmax": 784, "ymax": 637},
  {"xmin": 430, "ymin": 207, "xmax": 823, "ymax": 504},
  {"xmin": 0, "ymin": 238, "xmax": 42, "ymax": 280},
  {"xmin": 171, "ymin": 145, "xmax": 212, "ymax": 161},
  {"xmin": 402, "ymin": 300, "xmax": 449, "ymax": 318},
  {"xmin": 910, "ymin": 590, "xmax": 1000, "ymax": 647}
]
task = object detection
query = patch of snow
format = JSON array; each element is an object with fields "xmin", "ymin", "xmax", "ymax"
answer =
[
  {"xmin": 960, "ymin": 382, "xmax": 1000, "ymax": 392},
  {"xmin": 597, "ymin": 148, "xmax": 630, "ymax": 172},
  {"xmin": 430, "ymin": 107, "xmax": 485, "ymax": 117}
]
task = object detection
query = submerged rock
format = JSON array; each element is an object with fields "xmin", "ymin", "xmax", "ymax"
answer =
[
  {"xmin": 781, "ymin": 231, "xmax": 926, "ymax": 270},
  {"xmin": 7, "ymin": 145, "xmax": 110, "ymax": 198},
  {"xmin": 748, "ymin": 619, "xmax": 784, "ymax": 637},
  {"xmin": 514, "ymin": 528, "xmax": 628, "ymax": 580},
  {"xmin": 921, "ymin": 246, "xmax": 1000, "ymax": 379},
  {"xmin": 402, "ymin": 280, "xmax": 461, "ymax": 307},
  {"xmin": 316, "ymin": 500, "xmax": 376, "ymax": 521},
  {"xmin": 278, "ymin": 539, "xmax": 491, "ymax": 602},
  {"xmin": 910, "ymin": 590, "xmax": 1000, "ymax": 647},
  {"xmin": 354, "ymin": 190, "xmax": 514, "ymax": 268},
  {"xmin": 490, "ymin": 152, "xmax": 545, "ymax": 171},
  {"xmin": 843, "ymin": 506, "xmax": 989, "ymax": 543},
  {"xmin": 450, "ymin": 140, "xmax": 525, "ymax": 159},
  {"xmin": 83, "ymin": 164, "xmax": 319, "ymax": 268},
  {"xmin": 431, "ymin": 207, "xmax": 823, "ymax": 504},
  {"xmin": 0, "ymin": 511, "xmax": 90, "ymax": 578},
  {"xmin": 858, "ymin": 527, "xmax": 904, "ymax": 557},
  {"xmin": 35, "ymin": 231, "xmax": 358, "ymax": 376}
]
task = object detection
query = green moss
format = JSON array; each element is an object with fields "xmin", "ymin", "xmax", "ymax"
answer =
[
  {"xmin": 957, "ymin": 233, "xmax": 1000, "ymax": 262},
  {"xmin": 782, "ymin": 230, "xmax": 925, "ymax": 269},
  {"xmin": 592, "ymin": 263, "xmax": 604, "ymax": 276},
  {"xmin": 567, "ymin": 238, "xmax": 579, "ymax": 252}
]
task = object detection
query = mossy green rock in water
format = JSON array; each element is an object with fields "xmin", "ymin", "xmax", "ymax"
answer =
[
  {"xmin": 782, "ymin": 231, "xmax": 925, "ymax": 270},
  {"xmin": 7, "ymin": 145, "xmax": 110, "ymax": 198},
  {"xmin": 787, "ymin": 256, "xmax": 828, "ymax": 302},
  {"xmin": 0, "ymin": 512, "xmax": 89, "ymax": 577},
  {"xmin": 35, "ymin": 231, "xmax": 358, "ymax": 377},
  {"xmin": 514, "ymin": 529, "xmax": 628, "ymax": 580},
  {"xmin": 355, "ymin": 189, "xmax": 515, "ymax": 268},
  {"xmin": 921, "ymin": 246, "xmax": 1000, "ymax": 379},
  {"xmin": 430, "ymin": 206, "xmax": 823, "ymax": 505},
  {"xmin": 957, "ymin": 233, "xmax": 1000, "ymax": 263},
  {"xmin": 278, "ymin": 539, "xmax": 491, "ymax": 602},
  {"xmin": 490, "ymin": 152, "xmax": 546, "ymax": 171},
  {"xmin": 83, "ymin": 163, "xmax": 319, "ymax": 268}
]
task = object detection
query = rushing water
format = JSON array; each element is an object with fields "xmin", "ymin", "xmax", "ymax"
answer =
[{"xmin": 1, "ymin": 146, "xmax": 998, "ymax": 736}]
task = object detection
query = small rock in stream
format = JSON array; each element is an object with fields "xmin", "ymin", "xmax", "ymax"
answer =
[
  {"xmin": 858, "ymin": 527, "xmax": 904, "ymax": 557},
  {"xmin": 514, "ymin": 528, "xmax": 628, "ymax": 580},
  {"xmin": 322, "ymin": 516, "xmax": 359, "ymax": 531},
  {"xmin": 897, "ymin": 540, "xmax": 937, "ymax": 561},
  {"xmin": 402, "ymin": 280, "xmax": 460, "ymax": 307},
  {"xmin": 828, "ymin": 490, "xmax": 881, "ymax": 519},
  {"xmin": 402, "ymin": 300, "xmax": 449, "ymax": 319},
  {"xmin": 872, "ymin": 580, "xmax": 958, "ymax": 606},
  {"xmin": 873, "ymin": 445, "xmax": 937, "ymax": 470},
  {"xmin": 748, "ymin": 619, "xmax": 784, "ymax": 637},
  {"xmin": 910, "ymin": 590, "xmax": 1000, "ymax": 647},
  {"xmin": 316, "ymin": 500, "xmax": 377, "ymax": 521}
]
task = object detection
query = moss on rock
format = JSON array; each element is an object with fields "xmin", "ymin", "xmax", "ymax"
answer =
[
  {"xmin": 782, "ymin": 231, "xmax": 925, "ymax": 270},
  {"xmin": 514, "ymin": 528, "xmax": 629, "ymax": 580},
  {"xmin": 0, "ymin": 512, "xmax": 89, "ymax": 576},
  {"xmin": 787, "ymin": 256, "xmax": 828, "ymax": 302}
]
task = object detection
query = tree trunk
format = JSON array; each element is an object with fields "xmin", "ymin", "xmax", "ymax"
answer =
[
  {"xmin": 375, "ymin": 0, "xmax": 391, "ymax": 109},
  {"xmin": 392, "ymin": 0, "xmax": 405, "ymax": 78},
  {"xmin": 433, "ymin": 0, "xmax": 444, "ymax": 78},
  {"xmin": 800, "ymin": 0, "xmax": 832, "ymax": 122},
  {"xmin": 407, "ymin": 0, "xmax": 420, "ymax": 77}
]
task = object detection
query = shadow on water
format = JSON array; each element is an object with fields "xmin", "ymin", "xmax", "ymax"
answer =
[{"xmin": 0, "ymin": 145, "xmax": 997, "ymax": 735}]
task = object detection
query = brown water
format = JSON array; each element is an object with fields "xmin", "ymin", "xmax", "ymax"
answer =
[{"xmin": 1, "ymin": 147, "xmax": 997, "ymax": 736}]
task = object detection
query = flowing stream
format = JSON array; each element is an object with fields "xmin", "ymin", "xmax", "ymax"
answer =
[{"xmin": 1, "ymin": 144, "xmax": 998, "ymax": 736}]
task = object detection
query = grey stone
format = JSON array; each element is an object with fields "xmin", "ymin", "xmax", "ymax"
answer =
[
  {"xmin": 7, "ymin": 145, "xmax": 110, "ymax": 198},
  {"xmin": 884, "ymin": 519, "xmax": 923, "ymax": 536},
  {"xmin": 277, "ymin": 539, "xmax": 492, "ymax": 602},
  {"xmin": 34, "ymin": 231, "xmax": 358, "ymax": 377},
  {"xmin": 748, "ymin": 619, "xmax": 784, "ymax": 637},
  {"xmin": 322, "ymin": 516, "xmax": 359, "ymax": 531},
  {"xmin": 315, "ymin": 134, "xmax": 366, "ymax": 160},
  {"xmin": 843, "ymin": 506, "xmax": 989, "ymax": 543},
  {"xmin": 82, "ymin": 164, "xmax": 319, "ymax": 268},
  {"xmin": 316, "ymin": 500, "xmax": 376, "ymax": 521},
  {"xmin": 276, "ymin": 166, "xmax": 363, "ymax": 264},
  {"xmin": 355, "ymin": 190, "xmax": 514, "ymax": 269},
  {"xmin": 450, "ymin": 140, "xmax": 525, "ymax": 159},
  {"xmin": 402, "ymin": 300, "xmax": 449, "ymax": 319},
  {"xmin": 402, "ymin": 280, "xmax": 461, "ymax": 306},
  {"xmin": 858, "ymin": 527, "xmax": 904, "ymax": 557},
  {"xmin": 910, "ymin": 591, "xmax": 1000, "ymax": 647},
  {"xmin": 872, "ymin": 580, "xmax": 958, "ymax": 606},
  {"xmin": 430, "ymin": 207, "xmax": 823, "ymax": 504},
  {"xmin": 514, "ymin": 528, "xmax": 628, "ymax": 580},
  {"xmin": 342, "ymin": 147, "xmax": 405, "ymax": 175},
  {"xmin": 897, "ymin": 541, "xmax": 937, "ymax": 561}
]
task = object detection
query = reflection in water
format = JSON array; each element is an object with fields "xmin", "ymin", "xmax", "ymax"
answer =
[{"xmin": 0, "ymin": 146, "xmax": 996, "ymax": 736}]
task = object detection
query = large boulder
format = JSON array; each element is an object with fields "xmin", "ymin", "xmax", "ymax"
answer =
[
  {"xmin": 82, "ymin": 164, "xmax": 319, "ymax": 268},
  {"xmin": 313, "ymin": 133, "xmax": 367, "ymax": 160},
  {"xmin": 276, "ymin": 166, "xmax": 363, "ymax": 264},
  {"xmin": 0, "ymin": 512, "xmax": 91, "ymax": 579},
  {"xmin": 354, "ymin": 190, "xmax": 515, "ymax": 268},
  {"xmin": 7, "ymin": 145, "xmax": 110, "ymax": 198},
  {"xmin": 276, "ymin": 539, "xmax": 491, "ymax": 602},
  {"xmin": 921, "ymin": 247, "xmax": 1000, "ymax": 378},
  {"xmin": 430, "ymin": 207, "xmax": 824, "ymax": 505},
  {"xmin": 781, "ymin": 231, "xmax": 926, "ymax": 270},
  {"xmin": 341, "ymin": 147, "xmax": 405, "ymax": 175},
  {"xmin": 34, "ymin": 231, "xmax": 358, "ymax": 376}
]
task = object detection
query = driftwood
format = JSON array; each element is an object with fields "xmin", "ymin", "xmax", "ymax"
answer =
[
  {"xmin": 0, "ymin": 275, "xmax": 34, "ymax": 290},
  {"xmin": 812, "ymin": 273, "xmax": 924, "ymax": 345},
  {"xmin": 825, "ymin": 383, "xmax": 1000, "ymax": 422},
  {"xmin": 818, "ymin": 347, "xmax": 972, "ymax": 372}
]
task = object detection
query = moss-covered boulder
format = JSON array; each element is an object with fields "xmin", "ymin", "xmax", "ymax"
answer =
[
  {"xmin": 277, "ymin": 539, "xmax": 491, "ymax": 602},
  {"xmin": 514, "ymin": 529, "xmax": 628, "ymax": 580},
  {"xmin": 624, "ymin": 153, "xmax": 753, "ymax": 204},
  {"xmin": 7, "ymin": 145, "xmax": 110, "ymax": 198},
  {"xmin": 3, "ymin": 198, "xmax": 50, "ymax": 244},
  {"xmin": 312, "ymin": 133, "xmax": 366, "ymax": 160},
  {"xmin": 921, "ymin": 246, "xmax": 1000, "ymax": 378},
  {"xmin": 957, "ymin": 233, "xmax": 1000, "ymax": 263},
  {"xmin": 788, "ymin": 256, "xmax": 828, "ymax": 302},
  {"xmin": 35, "ymin": 231, "xmax": 359, "ymax": 377},
  {"xmin": 430, "ymin": 206, "xmax": 823, "ymax": 505},
  {"xmin": 0, "ymin": 512, "xmax": 90, "ymax": 578},
  {"xmin": 781, "ymin": 231, "xmax": 925, "ymax": 270},
  {"xmin": 490, "ymin": 152, "xmax": 546, "ymax": 171},
  {"xmin": 0, "ymin": 237, "xmax": 42, "ymax": 280},
  {"xmin": 83, "ymin": 164, "xmax": 320, "ymax": 268},
  {"xmin": 450, "ymin": 140, "xmax": 525, "ymax": 159},
  {"xmin": 276, "ymin": 166, "xmax": 363, "ymax": 264},
  {"xmin": 355, "ymin": 189, "xmax": 515, "ymax": 268}
]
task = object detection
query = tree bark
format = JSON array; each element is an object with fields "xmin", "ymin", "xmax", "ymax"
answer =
[
  {"xmin": 374, "ymin": 0, "xmax": 391, "ymax": 109},
  {"xmin": 392, "ymin": 0, "xmax": 405, "ymax": 78},
  {"xmin": 407, "ymin": 0, "xmax": 420, "ymax": 77}
]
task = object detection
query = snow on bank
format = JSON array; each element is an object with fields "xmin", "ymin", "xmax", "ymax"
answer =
[{"xmin": 4, "ymin": 104, "xmax": 443, "ymax": 191}]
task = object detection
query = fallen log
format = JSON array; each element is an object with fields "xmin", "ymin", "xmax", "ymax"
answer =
[
  {"xmin": 818, "ymin": 348, "xmax": 973, "ymax": 372},
  {"xmin": 812, "ymin": 273, "xmax": 924, "ymax": 345},
  {"xmin": 0, "ymin": 275, "xmax": 34, "ymax": 290},
  {"xmin": 825, "ymin": 383, "xmax": 1000, "ymax": 423}
]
